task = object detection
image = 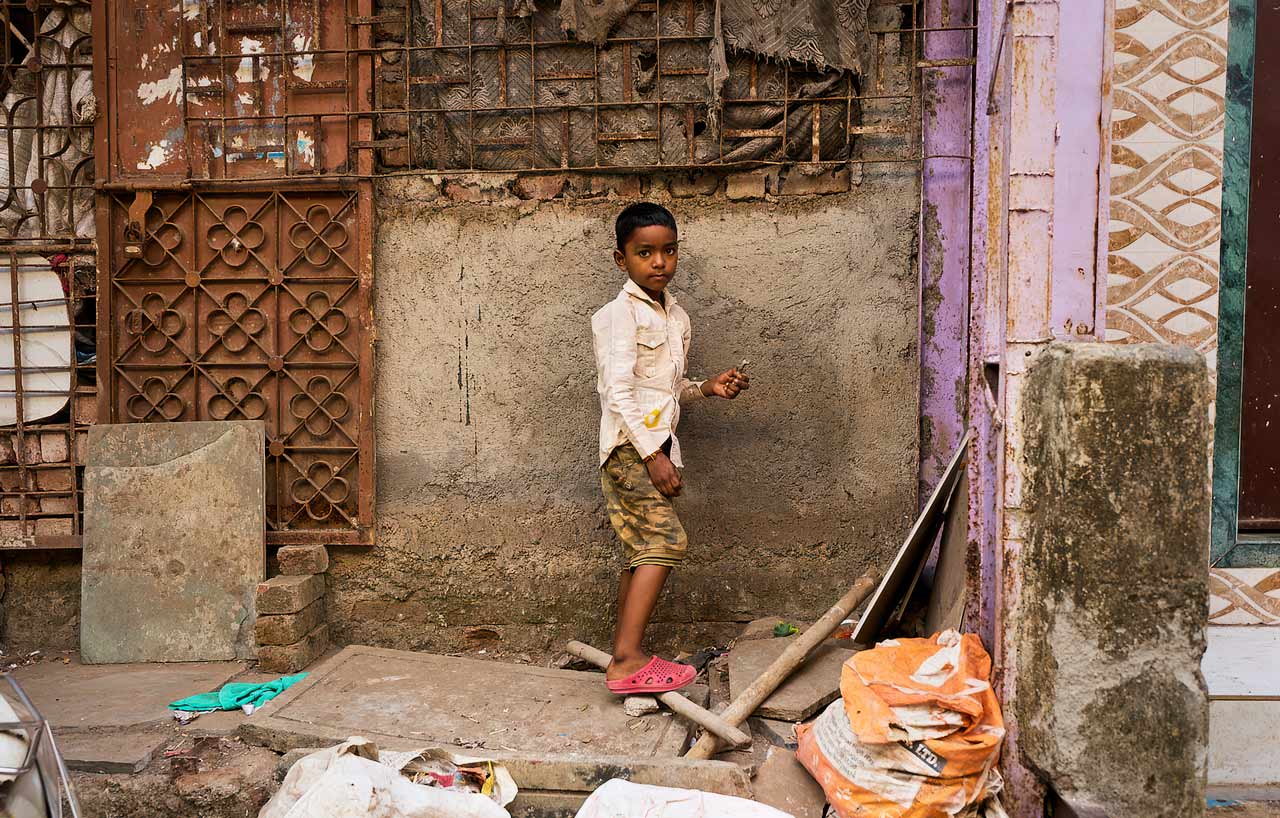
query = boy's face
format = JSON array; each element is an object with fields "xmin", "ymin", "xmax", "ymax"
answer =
[{"xmin": 615, "ymin": 225, "xmax": 678, "ymax": 295}]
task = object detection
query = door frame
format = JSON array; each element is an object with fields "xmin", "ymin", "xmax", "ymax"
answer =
[{"xmin": 1211, "ymin": 0, "xmax": 1277, "ymax": 567}]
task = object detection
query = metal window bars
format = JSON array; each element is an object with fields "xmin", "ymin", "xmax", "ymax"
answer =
[
  {"xmin": 0, "ymin": 1, "xmax": 95, "ymax": 549},
  {"xmin": 163, "ymin": 0, "xmax": 974, "ymax": 178}
]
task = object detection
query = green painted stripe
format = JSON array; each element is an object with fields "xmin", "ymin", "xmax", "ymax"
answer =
[{"xmin": 1211, "ymin": 0, "xmax": 1257, "ymax": 565}]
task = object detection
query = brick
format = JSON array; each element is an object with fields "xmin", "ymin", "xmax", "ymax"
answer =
[
  {"xmin": 257, "ymin": 624, "xmax": 329, "ymax": 673},
  {"xmin": 40, "ymin": 496, "xmax": 76, "ymax": 514},
  {"xmin": 40, "ymin": 432, "xmax": 68, "ymax": 463},
  {"xmin": 34, "ymin": 517, "xmax": 73, "ymax": 536},
  {"xmin": 378, "ymin": 146, "xmax": 410, "ymax": 168},
  {"xmin": 591, "ymin": 174, "xmax": 642, "ymax": 198},
  {"xmin": 669, "ymin": 171, "xmax": 720, "ymax": 198},
  {"xmin": 276, "ymin": 544, "xmax": 329, "ymax": 576},
  {"xmin": 726, "ymin": 170, "xmax": 768, "ymax": 200},
  {"xmin": 255, "ymin": 599, "xmax": 325, "ymax": 646},
  {"xmin": 444, "ymin": 180, "xmax": 505, "ymax": 203},
  {"xmin": 74, "ymin": 392, "xmax": 98, "ymax": 425},
  {"xmin": 376, "ymin": 113, "xmax": 409, "ymax": 135},
  {"xmin": 380, "ymin": 79, "xmax": 406, "ymax": 109},
  {"xmin": 256, "ymin": 574, "xmax": 325, "ymax": 615},
  {"xmin": 781, "ymin": 164, "xmax": 851, "ymax": 196},
  {"xmin": 0, "ymin": 437, "xmax": 13, "ymax": 465},
  {"xmin": 76, "ymin": 431, "xmax": 88, "ymax": 464},
  {"xmin": 514, "ymin": 174, "xmax": 567, "ymax": 200},
  {"xmin": 2, "ymin": 497, "xmax": 37, "ymax": 515},
  {"xmin": 37, "ymin": 467, "xmax": 73, "ymax": 492},
  {"xmin": 0, "ymin": 468, "xmax": 26, "ymax": 492},
  {"xmin": 15, "ymin": 435, "xmax": 40, "ymax": 465}
]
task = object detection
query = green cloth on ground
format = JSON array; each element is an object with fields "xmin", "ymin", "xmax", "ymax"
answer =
[{"xmin": 169, "ymin": 673, "xmax": 308, "ymax": 712}]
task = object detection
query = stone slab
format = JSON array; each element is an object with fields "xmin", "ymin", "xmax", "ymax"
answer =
[
  {"xmin": 59, "ymin": 726, "xmax": 171, "ymax": 773},
  {"xmin": 81, "ymin": 421, "xmax": 266, "ymax": 663},
  {"xmin": 239, "ymin": 645, "xmax": 694, "ymax": 759},
  {"xmin": 13, "ymin": 656, "xmax": 244, "ymax": 771},
  {"xmin": 729, "ymin": 637, "xmax": 856, "ymax": 721},
  {"xmin": 1017, "ymin": 343, "xmax": 1210, "ymax": 818},
  {"xmin": 748, "ymin": 716, "xmax": 798, "ymax": 749},
  {"xmin": 752, "ymin": 747, "xmax": 826, "ymax": 818},
  {"xmin": 13, "ymin": 656, "xmax": 245, "ymax": 728}
]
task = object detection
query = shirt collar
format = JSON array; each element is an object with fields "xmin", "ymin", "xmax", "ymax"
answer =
[{"xmin": 623, "ymin": 278, "xmax": 677, "ymax": 309}]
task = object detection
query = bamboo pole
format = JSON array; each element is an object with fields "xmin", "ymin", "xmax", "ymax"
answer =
[
  {"xmin": 684, "ymin": 571, "xmax": 880, "ymax": 760},
  {"xmin": 565, "ymin": 640, "xmax": 752, "ymax": 749}
]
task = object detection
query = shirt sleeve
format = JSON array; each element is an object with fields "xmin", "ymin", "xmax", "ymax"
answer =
[
  {"xmin": 676, "ymin": 313, "xmax": 706, "ymax": 404},
  {"xmin": 594, "ymin": 301, "xmax": 671, "ymax": 459}
]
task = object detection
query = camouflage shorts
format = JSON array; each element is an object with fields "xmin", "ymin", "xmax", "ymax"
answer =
[{"xmin": 600, "ymin": 443, "xmax": 688, "ymax": 569}]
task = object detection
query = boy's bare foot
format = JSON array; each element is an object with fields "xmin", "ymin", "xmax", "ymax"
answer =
[{"xmin": 606, "ymin": 653, "xmax": 652, "ymax": 681}]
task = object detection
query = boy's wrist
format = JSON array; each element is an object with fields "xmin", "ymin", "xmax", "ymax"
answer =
[{"xmin": 699, "ymin": 380, "xmax": 714, "ymax": 398}]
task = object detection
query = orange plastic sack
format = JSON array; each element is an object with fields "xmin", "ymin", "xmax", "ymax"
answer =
[{"xmin": 796, "ymin": 630, "xmax": 1005, "ymax": 818}]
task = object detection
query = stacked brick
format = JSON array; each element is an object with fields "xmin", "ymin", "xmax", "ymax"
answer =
[
  {"xmin": 255, "ymin": 544, "xmax": 330, "ymax": 673},
  {"xmin": 0, "ymin": 389, "xmax": 96, "ymax": 538}
]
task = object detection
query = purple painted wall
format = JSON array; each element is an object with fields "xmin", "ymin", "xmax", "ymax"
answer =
[{"xmin": 919, "ymin": 0, "xmax": 975, "ymax": 501}]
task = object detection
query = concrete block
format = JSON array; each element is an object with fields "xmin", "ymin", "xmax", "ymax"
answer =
[
  {"xmin": 40, "ymin": 432, "xmax": 67, "ymax": 463},
  {"xmin": 257, "ymin": 574, "xmax": 325, "ymax": 615},
  {"xmin": 257, "ymin": 624, "xmax": 329, "ymax": 674},
  {"xmin": 81, "ymin": 421, "xmax": 266, "ymax": 663},
  {"xmin": 752, "ymin": 747, "xmax": 826, "ymax": 818},
  {"xmin": 729, "ymin": 636, "xmax": 855, "ymax": 721},
  {"xmin": 782, "ymin": 164, "xmax": 851, "ymax": 196},
  {"xmin": 255, "ymin": 599, "xmax": 325, "ymax": 646},
  {"xmin": 514, "ymin": 174, "xmax": 567, "ymax": 200},
  {"xmin": 276, "ymin": 544, "xmax": 329, "ymax": 576},
  {"xmin": 1016, "ymin": 343, "xmax": 1210, "ymax": 818},
  {"xmin": 726, "ymin": 170, "xmax": 768, "ymax": 200}
]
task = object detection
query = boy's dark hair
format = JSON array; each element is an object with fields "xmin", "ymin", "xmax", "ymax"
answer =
[{"xmin": 615, "ymin": 202, "xmax": 677, "ymax": 250}]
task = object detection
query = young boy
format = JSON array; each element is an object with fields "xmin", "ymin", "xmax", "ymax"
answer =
[{"xmin": 592, "ymin": 202, "xmax": 749, "ymax": 694}]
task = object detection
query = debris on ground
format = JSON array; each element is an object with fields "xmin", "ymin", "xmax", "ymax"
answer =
[
  {"xmin": 796, "ymin": 630, "xmax": 1005, "ymax": 818},
  {"xmin": 771, "ymin": 623, "xmax": 799, "ymax": 638},
  {"xmin": 575, "ymin": 778, "xmax": 792, "ymax": 818},
  {"xmin": 623, "ymin": 696, "xmax": 661, "ymax": 717},
  {"xmin": 260, "ymin": 736, "xmax": 515, "ymax": 818}
]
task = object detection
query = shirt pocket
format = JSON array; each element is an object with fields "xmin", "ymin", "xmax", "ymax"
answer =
[{"xmin": 635, "ymin": 329, "xmax": 667, "ymax": 378}]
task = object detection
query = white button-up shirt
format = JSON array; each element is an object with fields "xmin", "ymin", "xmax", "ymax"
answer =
[{"xmin": 592, "ymin": 279, "xmax": 705, "ymax": 467}]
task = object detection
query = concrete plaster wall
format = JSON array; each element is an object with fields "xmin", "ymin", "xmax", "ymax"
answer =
[{"xmin": 325, "ymin": 168, "xmax": 921, "ymax": 654}]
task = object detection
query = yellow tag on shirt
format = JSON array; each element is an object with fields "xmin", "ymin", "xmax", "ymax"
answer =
[{"xmin": 643, "ymin": 408, "xmax": 662, "ymax": 429}]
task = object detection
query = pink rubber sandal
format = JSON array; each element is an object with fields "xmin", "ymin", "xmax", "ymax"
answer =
[{"xmin": 605, "ymin": 656, "xmax": 697, "ymax": 695}]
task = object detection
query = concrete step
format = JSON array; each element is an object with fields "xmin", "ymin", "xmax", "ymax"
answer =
[{"xmin": 1204, "ymin": 626, "xmax": 1280, "ymax": 787}]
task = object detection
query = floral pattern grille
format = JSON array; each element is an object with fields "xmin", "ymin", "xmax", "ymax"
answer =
[{"xmin": 103, "ymin": 191, "xmax": 372, "ymax": 544}]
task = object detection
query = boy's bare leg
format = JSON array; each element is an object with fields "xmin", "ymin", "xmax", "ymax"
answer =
[{"xmin": 606, "ymin": 564, "xmax": 671, "ymax": 681}]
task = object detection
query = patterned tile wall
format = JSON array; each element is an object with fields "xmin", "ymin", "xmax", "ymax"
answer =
[
  {"xmin": 1107, "ymin": 0, "xmax": 1227, "ymax": 368},
  {"xmin": 1104, "ymin": 2, "xmax": 1278, "ymax": 620}
]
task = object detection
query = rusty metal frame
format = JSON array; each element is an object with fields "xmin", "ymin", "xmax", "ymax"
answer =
[
  {"xmin": 0, "ymin": 1, "xmax": 96, "ymax": 551},
  {"xmin": 93, "ymin": 0, "xmax": 378, "ymax": 546},
  {"xmin": 112, "ymin": 0, "xmax": 974, "ymax": 177}
]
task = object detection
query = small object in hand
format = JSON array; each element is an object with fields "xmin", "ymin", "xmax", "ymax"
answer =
[
  {"xmin": 772, "ymin": 622, "xmax": 799, "ymax": 637},
  {"xmin": 737, "ymin": 359, "xmax": 750, "ymax": 373}
]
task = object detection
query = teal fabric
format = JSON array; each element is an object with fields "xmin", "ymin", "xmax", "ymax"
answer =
[{"xmin": 169, "ymin": 673, "xmax": 308, "ymax": 712}]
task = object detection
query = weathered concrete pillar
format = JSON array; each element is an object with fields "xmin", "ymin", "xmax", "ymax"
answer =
[{"xmin": 1014, "ymin": 343, "xmax": 1210, "ymax": 817}]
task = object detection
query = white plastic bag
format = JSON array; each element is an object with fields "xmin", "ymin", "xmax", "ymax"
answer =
[
  {"xmin": 573, "ymin": 779, "xmax": 795, "ymax": 818},
  {"xmin": 259, "ymin": 737, "xmax": 513, "ymax": 818}
]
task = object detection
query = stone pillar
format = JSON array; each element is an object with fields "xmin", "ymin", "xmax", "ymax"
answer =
[{"xmin": 1013, "ymin": 343, "xmax": 1210, "ymax": 818}]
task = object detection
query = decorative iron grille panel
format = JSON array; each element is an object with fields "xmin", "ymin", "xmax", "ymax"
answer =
[
  {"xmin": 103, "ymin": 190, "xmax": 373, "ymax": 544},
  {"xmin": 0, "ymin": 0, "xmax": 95, "ymax": 548}
]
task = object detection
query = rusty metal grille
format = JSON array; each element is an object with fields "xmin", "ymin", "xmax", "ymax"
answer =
[
  {"xmin": 0, "ymin": 1, "xmax": 95, "ymax": 549},
  {"xmin": 372, "ymin": 0, "xmax": 921, "ymax": 172},
  {"xmin": 101, "ymin": 189, "xmax": 373, "ymax": 544}
]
